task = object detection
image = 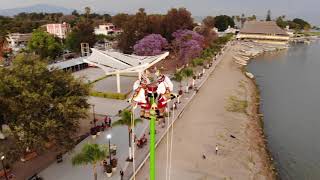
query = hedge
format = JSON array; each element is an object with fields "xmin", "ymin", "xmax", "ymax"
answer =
[{"xmin": 90, "ymin": 91, "xmax": 128, "ymax": 100}]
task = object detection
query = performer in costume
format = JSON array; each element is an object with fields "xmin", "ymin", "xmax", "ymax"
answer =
[
  {"xmin": 155, "ymin": 71, "xmax": 174, "ymax": 121},
  {"xmin": 132, "ymin": 74, "xmax": 151, "ymax": 118}
]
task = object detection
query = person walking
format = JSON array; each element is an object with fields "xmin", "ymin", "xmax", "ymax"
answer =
[
  {"xmin": 215, "ymin": 145, "xmax": 219, "ymax": 155},
  {"xmin": 120, "ymin": 169, "xmax": 124, "ymax": 180}
]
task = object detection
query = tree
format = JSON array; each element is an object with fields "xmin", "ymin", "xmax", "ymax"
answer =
[
  {"xmin": 172, "ymin": 29, "xmax": 204, "ymax": 65},
  {"xmin": 0, "ymin": 30, "xmax": 8, "ymax": 59},
  {"xmin": 66, "ymin": 21, "xmax": 96, "ymax": 53},
  {"xmin": 247, "ymin": 15, "xmax": 256, "ymax": 21},
  {"xmin": 102, "ymin": 14, "xmax": 112, "ymax": 22},
  {"xmin": 72, "ymin": 143, "xmax": 108, "ymax": 180},
  {"xmin": 72, "ymin": 10, "xmax": 80, "ymax": 17},
  {"xmin": 0, "ymin": 53, "xmax": 90, "ymax": 153},
  {"xmin": 214, "ymin": 15, "xmax": 235, "ymax": 31},
  {"xmin": 112, "ymin": 110, "xmax": 142, "ymax": 161},
  {"xmin": 240, "ymin": 14, "xmax": 246, "ymax": 28},
  {"xmin": 202, "ymin": 16, "xmax": 215, "ymax": 28},
  {"xmin": 162, "ymin": 8, "xmax": 194, "ymax": 41},
  {"xmin": 292, "ymin": 18, "xmax": 311, "ymax": 30},
  {"xmin": 174, "ymin": 71, "xmax": 184, "ymax": 92},
  {"xmin": 194, "ymin": 26, "xmax": 218, "ymax": 47},
  {"xmin": 117, "ymin": 9, "xmax": 148, "ymax": 53},
  {"xmin": 28, "ymin": 30, "xmax": 62, "ymax": 61},
  {"xmin": 276, "ymin": 16, "xmax": 288, "ymax": 29},
  {"xmin": 146, "ymin": 14, "xmax": 164, "ymax": 34},
  {"xmin": 133, "ymin": 34, "xmax": 168, "ymax": 56},
  {"xmin": 112, "ymin": 13, "xmax": 131, "ymax": 28},
  {"xmin": 181, "ymin": 67, "xmax": 193, "ymax": 88},
  {"xmin": 84, "ymin": 7, "xmax": 91, "ymax": 20},
  {"xmin": 266, "ymin": 10, "xmax": 272, "ymax": 21}
]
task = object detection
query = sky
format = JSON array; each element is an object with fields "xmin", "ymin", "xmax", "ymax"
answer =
[{"xmin": 0, "ymin": 0, "xmax": 319, "ymax": 25}]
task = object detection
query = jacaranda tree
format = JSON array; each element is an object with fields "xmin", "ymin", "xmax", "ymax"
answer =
[
  {"xmin": 172, "ymin": 29, "xmax": 204, "ymax": 65},
  {"xmin": 133, "ymin": 34, "xmax": 168, "ymax": 56}
]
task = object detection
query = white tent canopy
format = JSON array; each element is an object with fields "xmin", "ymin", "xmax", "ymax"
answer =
[{"xmin": 84, "ymin": 48, "xmax": 169, "ymax": 93}]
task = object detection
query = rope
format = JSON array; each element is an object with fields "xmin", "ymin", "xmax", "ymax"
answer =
[
  {"xmin": 131, "ymin": 108, "xmax": 136, "ymax": 180},
  {"xmin": 165, "ymin": 104, "xmax": 170, "ymax": 180},
  {"xmin": 168, "ymin": 101, "xmax": 175, "ymax": 180}
]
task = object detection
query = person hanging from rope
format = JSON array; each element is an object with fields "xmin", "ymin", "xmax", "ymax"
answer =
[
  {"xmin": 156, "ymin": 70, "xmax": 174, "ymax": 125},
  {"xmin": 131, "ymin": 73, "xmax": 151, "ymax": 119}
]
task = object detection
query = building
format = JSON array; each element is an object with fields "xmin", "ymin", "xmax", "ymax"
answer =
[
  {"xmin": 94, "ymin": 23, "xmax": 122, "ymax": 36},
  {"xmin": 236, "ymin": 21, "xmax": 290, "ymax": 44},
  {"xmin": 285, "ymin": 25, "xmax": 295, "ymax": 37},
  {"xmin": 46, "ymin": 22, "xmax": 71, "ymax": 39},
  {"xmin": 47, "ymin": 57, "xmax": 88, "ymax": 72},
  {"xmin": 6, "ymin": 33, "xmax": 32, "ymax": 51}
]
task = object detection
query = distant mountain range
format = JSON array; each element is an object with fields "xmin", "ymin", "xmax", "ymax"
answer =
[{"xmin": 0, "ymin": 4, "xmax": 75, "ymax": 16}]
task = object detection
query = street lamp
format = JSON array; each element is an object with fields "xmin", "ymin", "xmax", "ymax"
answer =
[
  {"xmin": 106, "ymin": 134, "xmax": 112, "ymax": 165},
  {"xmin": 1, "ymin": 155, "xmax": 9, "ymax": 180}
]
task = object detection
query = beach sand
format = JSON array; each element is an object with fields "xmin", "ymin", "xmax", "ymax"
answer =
[{"xmin": 135, "ymin": 44, "xmax": 275, "ymax": 180}]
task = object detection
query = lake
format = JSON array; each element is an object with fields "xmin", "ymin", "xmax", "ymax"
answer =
[{"xmin": 248, "ymin": 40, "xmax": 320, "ymax": 180}]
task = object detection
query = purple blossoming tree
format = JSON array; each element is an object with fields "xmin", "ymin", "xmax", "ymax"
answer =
[
  {"xmin": 172, "ymin": 29, "xmax": 204, "ymax": 64},
  {"xmin": 133, "ymin": 34, "xmax": 168, "ymax": 56}
]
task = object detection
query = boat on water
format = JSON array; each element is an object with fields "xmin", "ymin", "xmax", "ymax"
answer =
[{"xmin": 245, "ymin": 72, "xmax": 254, "ymax": 79}]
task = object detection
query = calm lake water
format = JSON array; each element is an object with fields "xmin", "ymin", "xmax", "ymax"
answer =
[{"xmin": 248, "ymin": 41, "xmax": 320, "ymax": 180}]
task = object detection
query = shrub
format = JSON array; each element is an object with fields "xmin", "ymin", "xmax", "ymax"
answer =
[
  {"xmin": 90, "ymin": 91, "xmax": 128, "ymax": 100},
  {"xmin": 191, "ymin": 58, "xmax": 205, "ymax": 67}
]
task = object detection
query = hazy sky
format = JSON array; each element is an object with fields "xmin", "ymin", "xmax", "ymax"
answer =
[{"xmin": 1, "ymin": 0, "xmax": 319, "ymax": 24}]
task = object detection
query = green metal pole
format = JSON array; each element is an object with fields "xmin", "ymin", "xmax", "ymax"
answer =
[{"xmin": 150, "ymin": 96, "xmax": 156, "ymax": 180}]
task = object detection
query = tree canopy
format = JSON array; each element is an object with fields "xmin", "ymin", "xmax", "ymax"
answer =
[
  {"xmin": 292, "ymin": 18, "xmax": 311, "ymax": 30},
  {"xmin": 214, "ymin": 15, "xmax": 235, "ymax": 31},
  {"xmin": 172, "ymin": 29, "xmax": 204, "ymax": 65},
  {"xmin": 28, "ymin": 30, "xmax": 62, "ymax": 61},
  {"xmin": 133, "ymin": 34, "xmax": 168, "ymax": 56},
  {"xmin": 202, "ymin": 16, "xmax": 215, "ymax": 28},
  {"xmin": 66, "ymin": 21, "xmax": 96, "ymax": 53},
  {"xmin": 72, "ymin": 143, "xmax": 108, "ymax": 180},
  {"xmin": 0, "ymin": 54, "xmax": 90, "ymax": 153},
  {"xmin": 266, "ymin": 10, "xmax": 272, "ymax": 21}
]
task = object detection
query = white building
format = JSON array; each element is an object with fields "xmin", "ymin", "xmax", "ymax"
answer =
[
  {"xmin": 94, "ymin": 23, "xmax": 122, "ymax": 36},
  {"xmin": 6, "ymin": 33, "xmax": 32, "ymax": 51},
  {"xmin": 46, "ymin": 22, "xmax": 71, "ymax": 39},
  {"xmin": 285, "ymin": 25, "xmax": 295, "ymax": 37}
]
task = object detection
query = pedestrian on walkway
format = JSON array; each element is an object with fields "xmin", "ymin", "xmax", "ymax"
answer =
[
  {"xmin": 215, "ymin": 145, "xmax": 219, "ymax": 155},
  {"xmin": 120, "ymin": 169, "xmax": 124, "ymax": 180},
  {"xmin": 108, "ymin": 117, "xmax": 112, "ymax": 128}
]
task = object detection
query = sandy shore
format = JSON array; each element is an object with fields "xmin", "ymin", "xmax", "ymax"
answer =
[{"xmin": 135, "ymin": 43, "xmax": 276, "ymax": 180}]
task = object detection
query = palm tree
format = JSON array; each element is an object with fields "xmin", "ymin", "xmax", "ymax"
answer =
[
  {"xmin": 174, "ymin": 71, "xmax": 184, "ymax": 94},
  {"xmin": 112, "ymin": 110, "xmax": 142, "ymax": 161},
  {"xmin": 72, "ymin": 143, "xmax": 108, "ymax": 180},
  {"xmin": 182, "ymin": 68, "xmax": 194, "ymax": 91}
]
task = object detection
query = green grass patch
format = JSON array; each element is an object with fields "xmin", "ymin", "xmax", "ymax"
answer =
[
  {"xmin": 225, "ymin": 95, "xmax": 248, "ymax": 113},
  {"xmin": 302, "ymin": 31, "xmax": 320, "ymax": 36},
  {"xmin": 88, "ymin": 75, "xmax": 111, "ymax": 84},
  {"xmin": 90, "ymin": 91, "xmax": 129, "ymax": 100}
]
